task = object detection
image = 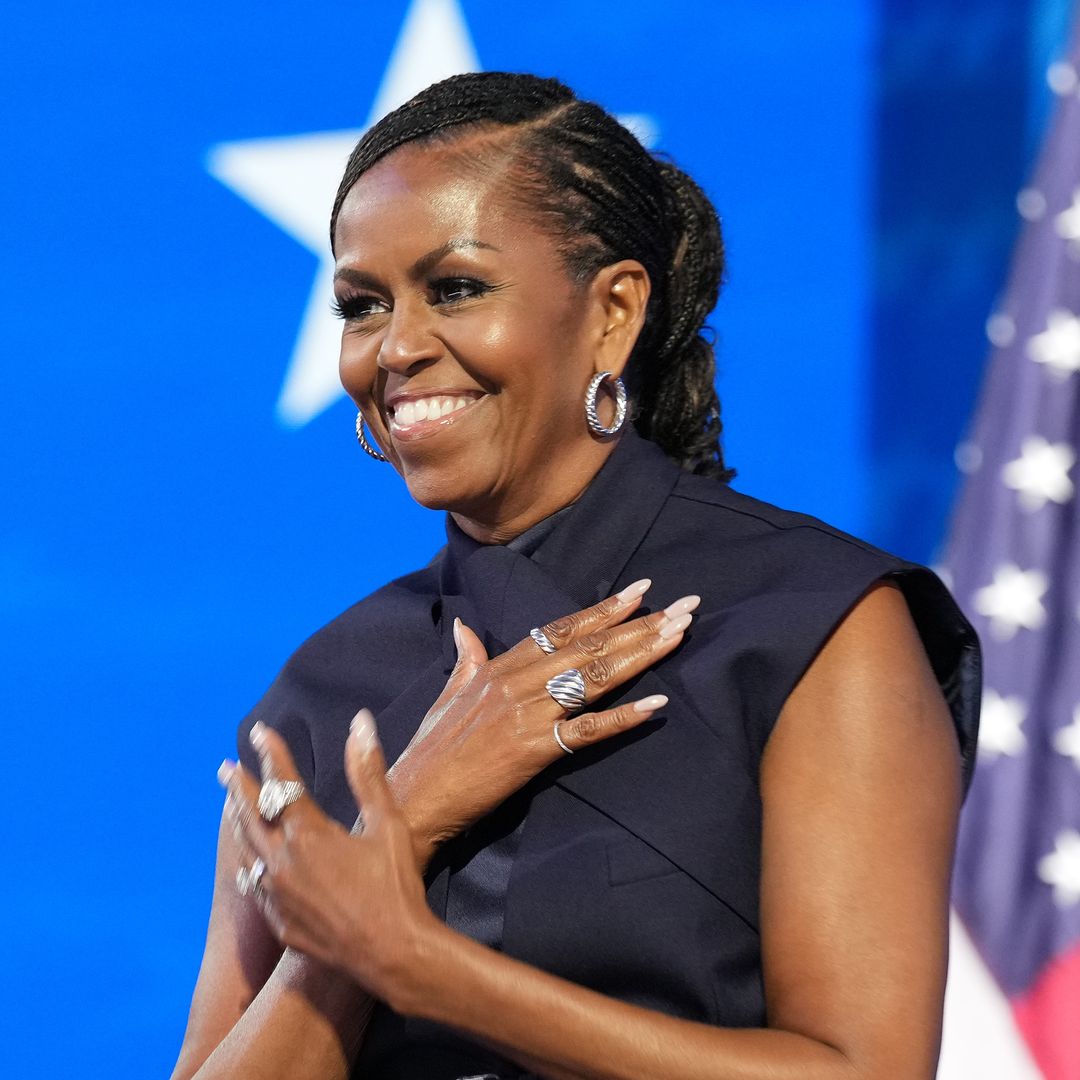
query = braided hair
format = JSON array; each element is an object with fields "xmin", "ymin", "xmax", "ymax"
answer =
[{"xmin": 331, "ymin": 72, "xmax": 733, "ymax": 481}]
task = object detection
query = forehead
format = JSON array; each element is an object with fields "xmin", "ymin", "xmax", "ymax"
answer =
[{"xmin": 333, "ymin": 142, "xmax": 535, "ymax": 257}]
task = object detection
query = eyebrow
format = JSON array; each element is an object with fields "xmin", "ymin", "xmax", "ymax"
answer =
[{"xmin": 333, "ymin": 238, "xmax": 499, "ymax": 289}]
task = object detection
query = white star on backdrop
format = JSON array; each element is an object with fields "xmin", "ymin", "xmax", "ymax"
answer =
[
  {"xmin": 207, "ymin": 0, "xmax": 658, "ymax": 428},
  {"xmin": 1027, "ymin": 309, "xmax": 1080, "ymax": 379},
  {"xmin": 977, "ymin": 689, "xmax": 1028, "ymax": 760},
  {"xmin": 972, "ymin": 563, "xmax": 1049, "ymax": 641},
  {"xmin": 1001, "ymin": 435, "xmax": 1076, "ymax": 511},
  {"xmin": 208, "ymin": 0, "xmax": 479, "ymax": 426},
  {"xmin": 1053, "ymin": 706, "xmax": 1080, "ymax": 770},
  {"xmin": 1037, "ymin": 829, "xmax": 1080, "ymax": 907}
]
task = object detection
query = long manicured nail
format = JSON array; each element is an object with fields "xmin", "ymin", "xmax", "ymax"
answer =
[
  {"xmin": 452, "ymin": 617, "xmax": 462, "ymax": 656},
  {"xmin": 249, "ymin": 722, "xmax": 267, "ymax": 750},
  {"xmin": 663, "ymin": 595, "xmax": 700, "ymax": 619},
  {"xmin": 633, "ymin": 694, "xmax": 669, "ymax": 713},
  {"xmin": 659, "ymin": 612, "xmax": 692, "ymax": 639},
  {"xmin": 616, "ymin": 578, "xmax": 652, "ymax": 603},
  {"xmin": 350, "ymin": 707, "xmax": 379, "ymax": 754},
  {"xmin": 217, "ymin": 759, "xmax": 236, "ymax": 787}
]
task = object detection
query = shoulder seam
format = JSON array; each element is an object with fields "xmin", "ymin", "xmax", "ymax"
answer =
[{"xmin": 669, "ymin": 489, "xmax": 905, "ymax": 564}]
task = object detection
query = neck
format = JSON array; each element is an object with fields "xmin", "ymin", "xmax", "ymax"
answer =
[{"xmin": 450, "ymin": 437, "xmax": 619, "ymax": 545}]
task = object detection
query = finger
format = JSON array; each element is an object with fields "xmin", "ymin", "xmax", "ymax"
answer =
[
  {"xmin": 500, "ymin": 578, "xmax": 653, "ymax": 668},
  {"xmin": 344, "ymin": 707, "xmax": 394, "ymax": 832},
  {"xmin": 249, "ymin": 722, "xmax": 303, "ymax": 785},
  {"xmin": 218, "ymin": 759, "xmax": 281, "ymax": 868},
  {"xmin": 555, "ymin": 694, "xmax": 669, "ymax": 754}
]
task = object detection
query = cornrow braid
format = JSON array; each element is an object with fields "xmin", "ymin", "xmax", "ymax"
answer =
[{"xmin": 330, "ymin": 72, "xmax": 734, "ymax": 481}]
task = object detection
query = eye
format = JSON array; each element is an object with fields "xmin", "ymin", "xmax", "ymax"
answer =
[
  {"xmin": 431, "ymin": 277, "xmax": 491, "ymax": 306},
  {"xmin": 330, "ymin": 293, "xmax": 388, "ymax": 321}
]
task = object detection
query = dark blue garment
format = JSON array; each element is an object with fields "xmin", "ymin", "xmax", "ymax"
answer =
[{"xmin": 238, "ymin": 430, "xmax": 980, "ymax": 1080}]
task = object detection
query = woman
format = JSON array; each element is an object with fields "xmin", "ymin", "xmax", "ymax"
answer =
[{"xmin": 173, "ymin": 73, "xmax": 979, "ymax": 1080}]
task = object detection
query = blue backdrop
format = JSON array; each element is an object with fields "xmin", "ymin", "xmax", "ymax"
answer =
[{"xmin": 1, "ymin": 1, "xmax": 1071, "ymax": 1074}]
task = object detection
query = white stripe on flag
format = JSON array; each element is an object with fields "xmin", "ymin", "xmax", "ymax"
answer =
[{"xmin": 938, "ymin": 910, "xmax": 1041, "ymax": 1078}]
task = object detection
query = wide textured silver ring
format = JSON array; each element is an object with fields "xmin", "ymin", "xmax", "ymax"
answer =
[
  {"xmin": 258, "ymin": 778, "xmax": 306, "ymax": 823},
  {"xmin": 530, "ymin": 627, "xmax": 557, "ymax": 654},
  {"xmin": 545, "ymin": 668, "xmax": 587, "ymax": 713},
  {"xmin": 553, "ymin": 720, "xmax": 574, "ymax": 755}
]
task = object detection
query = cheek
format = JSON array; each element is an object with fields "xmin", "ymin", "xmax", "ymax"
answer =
[{"xmin": 338, "ymin": 332, "xmax": 378, "ymax": 404}]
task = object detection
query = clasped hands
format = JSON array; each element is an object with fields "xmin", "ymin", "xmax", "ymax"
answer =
[{"xmin": 218, "ymin": 580, "xmax": 698, "ymax": 1003}]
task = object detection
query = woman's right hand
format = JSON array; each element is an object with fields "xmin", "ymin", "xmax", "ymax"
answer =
[{"xmin": 385, "ymin": 579, "xmax": 699, "ymax": 868}]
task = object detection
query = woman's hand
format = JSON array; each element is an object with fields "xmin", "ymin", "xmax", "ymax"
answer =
[
  {"xmin": 388, "ymin": 580, "xmax": 697, "ymax": 866},
  {"xmin": 219, "ymin": 713, "xmax": 437, "ymax": 1001}
]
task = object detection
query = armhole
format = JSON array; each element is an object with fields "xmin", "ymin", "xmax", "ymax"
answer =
[{"xmin": 757, "ymin": 566, "xmax": 980, "ymax": 796}]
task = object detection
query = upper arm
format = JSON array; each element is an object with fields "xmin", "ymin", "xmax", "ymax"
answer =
[
  {"xmin": 759, "ymin": 580, "xmax": 962, "ymax": 1080},
  {"xmin": 170, "ymin": 806, "xmax": 284, "ymax": 1080}
]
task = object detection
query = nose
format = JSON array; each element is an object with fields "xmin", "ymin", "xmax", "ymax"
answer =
[{"xmin": 377, "ymin": 299, "xmax": 443, "ymax": 376}]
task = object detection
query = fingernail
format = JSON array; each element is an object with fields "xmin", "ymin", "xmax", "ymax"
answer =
[
  {"xmin": 659, "ymin": 612, "xmax": 692, "ymax": 639},
  {"xmin": 616, "ymin": 578, "xmax": 652, "ymax": 602},
  {"xmin": 249, "ymin": 722, "xmax": 266, "ymax": 749},
  {"xmin": 452, "ymin": 616, "xmax": 462, "ymax": 656},
  {"xmin": 217, "ymin": 759, "xmax": 236, "ymax": 786},
  {"xmin": 350, "ymin": 707, "xmax": 379, "ymax": 754},
  {"xmin": 633, "ymin": 694, "xmax": 669, "ymax": 713},
  {"xmin": 662, "ymin": 595, "xmax": 700, "ymax": 619}
]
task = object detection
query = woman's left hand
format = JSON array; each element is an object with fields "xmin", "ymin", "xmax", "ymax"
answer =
[{"xmin": 219, "ymin": 710, "xmax": 436, "ymax": 999}]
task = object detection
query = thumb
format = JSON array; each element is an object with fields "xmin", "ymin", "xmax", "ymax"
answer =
[
  {"xmin": 345, "ymin": 707, "xmax": 392, "ymax": 831},
  {"xmin": 444, "ymin": 618, "xmax": 488, "ymax": 695}
]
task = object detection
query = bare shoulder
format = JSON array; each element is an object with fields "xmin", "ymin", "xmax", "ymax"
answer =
[{"xmin": 767, "ymin": 579, "xmax": 960, "ymax": 770}]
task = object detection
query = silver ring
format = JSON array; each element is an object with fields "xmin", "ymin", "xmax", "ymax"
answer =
[
  {"xmin": 553, "ymin": 720, "xmax": 574, "ymax": 755},
  {"xmin": 530, "ymin": 627, "xmax": 556, "ymax": 654},
  {"xmin": 258, "ymin": 778, "xmax": 306, "ymax": 823},
  {"xmin": 235, "ymin": 857, "xmax": 266, "ymax": 897},
  {"xmin": 545, "ymin": 668, "xmax": 587, "ymax": 713}
]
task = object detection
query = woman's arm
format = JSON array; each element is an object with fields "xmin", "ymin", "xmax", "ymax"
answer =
[
  {"xmin": 169, "ymin": 810, "xmax": 373, "ymax": 1080},
  {"xmin": 386, "ymin": 581, "xmax": 961, "ymax": 1080},
  {"xmin": 240, "ymin": 579, "xmax": 958, "ymax": 1080}
]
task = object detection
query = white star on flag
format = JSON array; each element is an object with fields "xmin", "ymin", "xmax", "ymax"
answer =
[
  {"xmin": 977, "ymin": 689, "xmax": 1028, "ymax": 759},
  {"xmin": 1037, "ymin": 829, "xmax": 1080, "ymax": 907},
  {"xmin": 207, "ymin": 0, "xmax": 658, "ymax": 428},
  {"xmin": 972, "ymin": 563, "xmax": 1049, "ymax": 641},
  {"xmin": 1001, "ymin": 435, "xmax": 1076, "ymax": 510},
  {"xmin": 1027, "ymin": 308, "xmax": 1080, "ymax": 379},
  {"xmin": 1053, "ymin": 706, "xmax": 1080, "ymax": 769},
  {"xmin": 1055, "ymin": 186, "xmax": 1080, "ymax": 241}
]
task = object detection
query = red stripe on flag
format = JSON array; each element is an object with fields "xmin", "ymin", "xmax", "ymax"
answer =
[{"xmin": 1013, "ymin": 941, "xmax": 1080, "ymax": 1080}]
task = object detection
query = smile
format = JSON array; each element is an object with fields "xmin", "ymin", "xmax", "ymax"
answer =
[{"xmin": 386, "ymin": 391, "xmax": 486, "ymax": 440}]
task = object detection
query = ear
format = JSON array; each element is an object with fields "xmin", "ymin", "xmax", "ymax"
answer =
[{"xmin": 588, "ymin": 260, "xmax": 651, "ymax": 379}]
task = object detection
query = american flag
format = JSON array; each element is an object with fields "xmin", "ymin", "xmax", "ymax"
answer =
[{"xmin": 941, "ymin": 21, "xmax": 1080, "ymax": 1080}]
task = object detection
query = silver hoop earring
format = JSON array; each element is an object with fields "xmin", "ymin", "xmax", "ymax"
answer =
[
  {"xmin": 584, "ymin": 371, "xmax": 628, "ymax": 438},
  {"xmin": 355, "ymin": 412, "xmax": 388, "ymax": 462}
]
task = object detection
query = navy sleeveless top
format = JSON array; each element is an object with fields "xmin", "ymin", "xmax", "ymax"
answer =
[{"xmin": 237, "ymin": 430, "xmax": 980, "ymax": 1080}]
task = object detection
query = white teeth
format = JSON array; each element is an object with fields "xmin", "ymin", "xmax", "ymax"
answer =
[{"xmin": 392, "ymin": 394, "xmax": 478, "ymax": 427}]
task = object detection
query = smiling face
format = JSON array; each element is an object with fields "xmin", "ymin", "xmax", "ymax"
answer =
[{"xmin": 332, "ymin": 137, "xmax": 648, "ymax": 543}]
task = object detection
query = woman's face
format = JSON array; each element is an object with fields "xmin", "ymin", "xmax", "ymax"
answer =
[{"xmin": 333, "ymin": 141, "xmax": 642, "ymax": 539}]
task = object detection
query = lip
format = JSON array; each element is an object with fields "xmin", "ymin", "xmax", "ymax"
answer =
[{"xmin": 385, "ymin": 389, "xmax": 487, "ymax": 443}]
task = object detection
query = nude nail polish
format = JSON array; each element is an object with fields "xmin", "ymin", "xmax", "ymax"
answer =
[
  {"xmin": 217, "ymin": 759, "xmax": 236, "ymax": 786},
  {"xmin": 634, "ymin": 694, "xmax": 669, "ymax": 713},
  {"xmin": 616, "ymin": 578, "xmax": 652, "ymax": 602},
  {"xmin": 659, "ymin": 612, "xmax": 692, "ymax": 639},
  {"xmin": 662, "ymin": 595, "xmax": 701, "ymax": 619},
  {"xmin": 350, "ymin": 707, "xmax": 379, "ymax": 753}
]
